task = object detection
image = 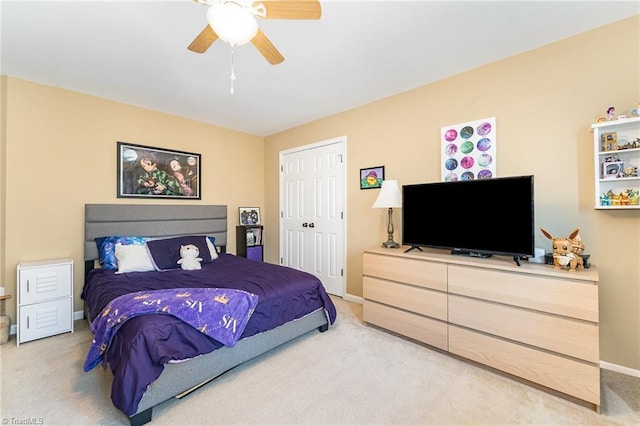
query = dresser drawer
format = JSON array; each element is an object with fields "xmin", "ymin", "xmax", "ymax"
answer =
[
  {"xmin": 364, "ymin": 300, "xmax": 448, "ymax": 350},
  {"xmin": 448, "ymin": 265, "xmax": 598, "ymax": 322},
  {"xmin": 18, "ymin": 263, "xmax": 72, "ymax": 305},
  {"xmin": 449, "ymin": 325, "xmax": 600, "ymax": 406},
  {"xmin": 363, "ymin": 253, "xmax": 447, "ymax": 291},
  {"xmin": 364, "ymin": 276, "xmax": 447, "ymax": 321},
  {"xmin": 448, "ymin": 294, "xmax": 599, "ymax": 363}
]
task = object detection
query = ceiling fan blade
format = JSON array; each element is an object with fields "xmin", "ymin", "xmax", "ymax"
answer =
[
  {"xmin": 251, "ymin": 28, "xmax": 285, "ymax": 65},
  {"xmin": 255, "ymin": 0, "xmax": 321, "ymax": 19},
  {"xmin": 187, "ymin": 25, "xmax": 218, "ymax": 53}
]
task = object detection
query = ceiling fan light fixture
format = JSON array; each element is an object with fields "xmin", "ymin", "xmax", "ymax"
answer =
[{"xmin": 207, "ymin": 2, "xmax": 258, "ymax": 47}]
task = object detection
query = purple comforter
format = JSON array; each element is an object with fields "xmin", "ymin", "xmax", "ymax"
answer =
[{"xmin": 81, "ymin": 254, "xmax": 337, "ymax": 416}]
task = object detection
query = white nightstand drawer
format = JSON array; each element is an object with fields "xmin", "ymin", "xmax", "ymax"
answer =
[
  {"xmin": 18, "ymin": 260, "xmax": 72, "ymax": 305},
  {"xmin": 18, "ymin": 298, "xmax": 73, "ymax": 344}
]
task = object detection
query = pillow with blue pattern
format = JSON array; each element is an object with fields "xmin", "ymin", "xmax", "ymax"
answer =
[{"xmin": 95, "ymin": 236, "xmax": 149, "ymax": 270}]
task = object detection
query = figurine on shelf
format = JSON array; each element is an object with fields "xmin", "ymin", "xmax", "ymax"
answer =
[
  {"xmin": 607, "ymin": 106, "xmax": 615, "ymax": 121},
  {"xmin": 631, "ymin": 102, "xmax": 640, "ymax": 117}
]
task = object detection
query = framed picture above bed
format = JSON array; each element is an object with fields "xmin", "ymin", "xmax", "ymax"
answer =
[{"xmin": 117, "ymin": 141, "xmax": 201, "ymax": 199}]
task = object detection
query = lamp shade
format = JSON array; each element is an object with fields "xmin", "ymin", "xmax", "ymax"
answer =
[
  {"xmin": 207, "ymin": 3, "xmax": 258, "ymax": 46},
  {"xmin": 373, "ymin": 180, "xmax": 402, "ymax": 208}
]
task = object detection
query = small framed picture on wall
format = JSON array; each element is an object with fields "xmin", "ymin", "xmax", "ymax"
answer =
[{"xmin": 360, "ymin": 166, "xmax": 384, "ymax": 189}]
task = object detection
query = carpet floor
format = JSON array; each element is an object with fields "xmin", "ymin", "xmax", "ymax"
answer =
[{"xmin": 1, "ymin": 296, "xmax": 638, "ymax": 425}]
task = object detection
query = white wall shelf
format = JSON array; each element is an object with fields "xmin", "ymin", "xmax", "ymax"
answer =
[{"xmin": 591, "ymin": 116, "xmax": 640, "ymax": 209}]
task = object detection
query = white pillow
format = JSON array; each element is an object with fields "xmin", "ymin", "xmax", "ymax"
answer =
[
  {"xmin": 114, "ymin": 243, "xmax": 156, "ymax": 274},
  {"xmin": 207, "ymin": 237, "xmax": 219, "ymax": 260}
]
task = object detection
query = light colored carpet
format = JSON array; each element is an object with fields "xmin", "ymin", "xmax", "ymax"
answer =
[{"xmin": 1, "ymin": 296, "xmax": 638, "ymax": 425}]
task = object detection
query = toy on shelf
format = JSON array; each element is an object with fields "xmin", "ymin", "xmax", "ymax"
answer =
[
  {"xmin": 602, "ymin": 189, "xmax": 639, "ymax": 206},
  {"xmin": 596, "ymin": 103, "xmax": 640, "ymax": 123},
  {"xmin": 540, "ymin": 228, "xmax": 585, "ymax": 272},
  {"xmin": 617, "ymin": 138, "xmax": 640, "ymax": 150}
]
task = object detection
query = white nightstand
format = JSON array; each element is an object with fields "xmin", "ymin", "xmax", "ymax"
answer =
[{"xmin": 17, "ymin": 258, "xmax": 74, "ymax": 345}]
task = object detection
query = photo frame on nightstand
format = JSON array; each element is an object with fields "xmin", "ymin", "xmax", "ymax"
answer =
[{"xmin": 239, "ymin": 207, "xmax": 261, "ymax": 225}]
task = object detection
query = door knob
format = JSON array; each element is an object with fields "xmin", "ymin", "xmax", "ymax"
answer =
[
  {"xmin": 302, "ymin": 223, "xmax": 308, "ymax": 227},
  {"xmin": 309, "ymin": 223, "xmax": 315, "ymax": 228}
]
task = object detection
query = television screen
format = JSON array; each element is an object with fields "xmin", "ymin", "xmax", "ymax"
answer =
[{"xmin": 402, "ymin": 175, "xmax": 535, "ymax": 260}]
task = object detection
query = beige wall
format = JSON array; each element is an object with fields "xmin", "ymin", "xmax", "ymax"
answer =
[
  {"xmin": 1, "ymin": 16, "xmax": 638, "ymax": 371},
  {"xmin": 1, "ymin": 77, "xmax": 264, "ymax": 323},
  {"xmin": 264, "ymin": 16, "xmax": 640, "ymax": 370}
]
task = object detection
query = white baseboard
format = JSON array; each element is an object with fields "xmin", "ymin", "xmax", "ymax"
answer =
[
  {"xmin": 343, "ymin": 293, "xmax": 363, "ymax": 304},
  {"xmin": 600, "ymin": 361, "xmax": 640, "ymax": 378}
]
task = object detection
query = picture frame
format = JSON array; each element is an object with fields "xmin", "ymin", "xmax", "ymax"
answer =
[
  {"xmin": 117, "ymin": 141, "xmax": 201, "ymax": 199},
  {"xmin": 601, "ymin": 132, "xmax": 617, "ymax": 152},
  {"xmin": 239, "ymin": 207, "xmax": 261, "ymax": 225},
  {"xmin": 602, "ymin": 161, "xmax": 624, "ymax": 179},
  {"xmin": 360, "ymin": 166, "xmax": 385, "ymax": 189}
]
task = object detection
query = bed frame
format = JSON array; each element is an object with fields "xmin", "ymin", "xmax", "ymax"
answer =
[{"xmin": 84, "ymin": 204, "xmax": 330, "ymax": 426}]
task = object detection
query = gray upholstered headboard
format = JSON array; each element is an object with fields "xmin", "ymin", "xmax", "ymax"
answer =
[{"xmin": 84, "ymin": 204, "xmax": 228, "ymax": 262}]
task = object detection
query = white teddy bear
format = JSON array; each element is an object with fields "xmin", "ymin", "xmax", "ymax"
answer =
[{"xmin": 177, "ymin": 244, "xmax": 203, "ymax": 270}]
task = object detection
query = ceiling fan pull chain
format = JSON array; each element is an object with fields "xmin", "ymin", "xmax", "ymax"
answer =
[{"xmin": 230, "ymin": 46, "xmax": 237, "ymax": 94}]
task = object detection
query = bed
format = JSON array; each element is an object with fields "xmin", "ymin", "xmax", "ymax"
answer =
[{"xmin": 82, "ymin": 204, "xmax": 337, "ymax": 425}]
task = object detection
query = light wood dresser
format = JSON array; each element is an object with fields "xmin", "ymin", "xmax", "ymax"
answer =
[{"xmin": 362, "ymin": 246, "xmax": 600, "ymax": 412}]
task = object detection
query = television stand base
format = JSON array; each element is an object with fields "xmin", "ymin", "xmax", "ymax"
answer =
[{"xmin": 404, "ymin": 245, "xmax": 423, "ymax": 253}]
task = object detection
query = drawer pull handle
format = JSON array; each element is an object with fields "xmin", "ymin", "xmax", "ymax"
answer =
[
  {"xmin": 27, "ymin": 279, "xmax": 30, "ymax": 292},
  {"xmin": 26, "ymin": 316, "xmax": 29, "ymax": 329}
]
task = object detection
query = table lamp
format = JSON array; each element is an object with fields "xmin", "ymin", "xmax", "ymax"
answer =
[{"xmin": 372, "ymin": 179, "xmax": 402, "ymax": 248}]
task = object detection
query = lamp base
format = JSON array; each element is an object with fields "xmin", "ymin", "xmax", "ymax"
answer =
[{"xmin": 381, "ymin": 240, "xmax": 400, "ymax": 249}]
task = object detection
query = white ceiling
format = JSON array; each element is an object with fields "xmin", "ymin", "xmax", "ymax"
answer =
[{"xmin": 2, "ymin": 1, "xmax": 638, "ymax": 136}]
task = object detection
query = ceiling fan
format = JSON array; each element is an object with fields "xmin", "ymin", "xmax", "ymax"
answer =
[{"xmin": 188, "ymin": 0, "xmax": 322, "ymax": 65}]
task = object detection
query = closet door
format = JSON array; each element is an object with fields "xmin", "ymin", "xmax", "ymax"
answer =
[{"xmin": 280, "ymin": 137, "xmax": 345, "ymax": 297}]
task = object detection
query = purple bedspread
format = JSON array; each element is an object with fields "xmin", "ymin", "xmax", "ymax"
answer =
[
  {"xmin": 84, "ymin": 288, "xmax": 259, "ymax": 372},
  {"xmin": 81, "ymin": 254, "xmax": 337, "ymax": 416}
]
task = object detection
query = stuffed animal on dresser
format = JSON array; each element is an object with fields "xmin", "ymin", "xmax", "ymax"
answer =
[
  {"xmin": 177, "ymin": 244, "xmax": 203, "ymax": 270},
  {"xmin": 540, "ymin": 228, "xmax": 585, "ymax": 272}
]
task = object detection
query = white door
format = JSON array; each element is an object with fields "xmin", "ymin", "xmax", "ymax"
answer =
[{"xmin": 280, "ymin": 137, "xmax": 346, "ymax": 297}]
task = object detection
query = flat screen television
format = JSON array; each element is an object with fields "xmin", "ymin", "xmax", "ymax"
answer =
[{"xmin": 402, "ymin": 175, "xmax": 535, "ymax": 265}]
